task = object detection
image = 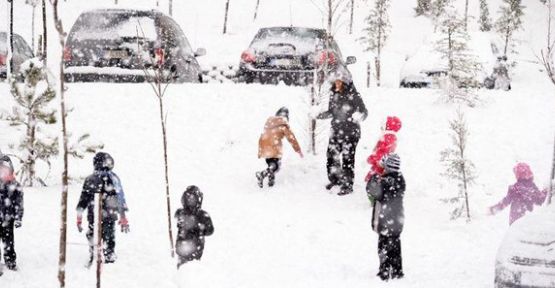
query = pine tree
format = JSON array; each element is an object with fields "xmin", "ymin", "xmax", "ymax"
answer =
[
  {"xmin": 415, "ymin": 0, "xmax": 432, "ymax": 16},
  {"xmin": 496, "ymin": 0, "xmax": 525, "ymax": 56},
  {"xmin": 432, "ymin": 0, "xmax": 450, "ymax": 22},
  {"xmin": 2, "ymin": 59, "xmax": 57, "ymax": 187},
  {"xmin": 435, "ymin": 8, "xmax": 481, "ymax": 105},
  {"xmin": 359, "ymin": 0, "xmax": 391, "ymax": 87},
  {"xmin": 478, "ymin": 0, "xmax": 493, "ymax": 32},
  {"xmin": 440, "ymin": 108, "xmax": 476, "ymax": 221}
]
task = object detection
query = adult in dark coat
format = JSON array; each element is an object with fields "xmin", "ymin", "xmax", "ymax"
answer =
[
  {"xmin": 76, "ymin": 152, "xmax": 129, "ymax": 264},
  {"xmin": 175, "ymin": 185, "xmax": 214, "ymax": 268},
  {"xmin": 317, "ymin": 73, "xmax": 368, "ymax": 195},
  {"xmin": 368, "ymin": 153, "xmax": 405, "ymax": 281},
  {"xmin": 0, "ymin": 156, "xmax": 23, "ymax": 272}
]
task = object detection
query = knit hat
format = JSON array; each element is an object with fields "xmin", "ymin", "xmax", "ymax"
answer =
[
  {"xmin": 384, "ymin": 116, "xmax": 402, "ymax": 132},
  {"xmin": 276, "ymin": 107, "xmax": 289, "ymax": 120},
  {"xmin": 93, "ymin": 152, "xmax": 114, "ymax": 171},
  {"xmin": 513, "ymin": 162, "xmax": 533, "ymax": 181},
  {"xmin": 381, "ymin": 153, "xmax": 401, "ymax": 173}
]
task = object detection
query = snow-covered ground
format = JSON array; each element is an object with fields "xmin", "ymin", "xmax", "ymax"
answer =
[{"xmin": 1, "ymin": 0, "xmax": 554, "ymax": 287}]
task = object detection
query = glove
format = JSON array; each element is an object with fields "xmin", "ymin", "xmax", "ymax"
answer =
[
  {"xmin": 352, "ymin": 112, "xmax": 365, "ymax": 123},
  {"xmin": 77, "ymin": 215, "xmax": 83, "ymax": 233},
  {"xmin": 119, "ymin": 217, "xmax": 130, "ymax": 233},
  {"xmin": 14, "ymin": 220, "xmax": 22, "ymax": 228}
]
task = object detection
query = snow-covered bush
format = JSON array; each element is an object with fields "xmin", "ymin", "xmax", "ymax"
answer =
[{"xmin": 440, "ymin": 108, "xmax": 476, "ymax": 221}]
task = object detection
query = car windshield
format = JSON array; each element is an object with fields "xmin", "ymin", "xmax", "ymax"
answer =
[
  {"xmin": 71, "ymin": 12, "xmax": 157, "ymax": 41},
  {"xmin": 251, "ymin": 28, "xmax": 324, "ymax": 54}
]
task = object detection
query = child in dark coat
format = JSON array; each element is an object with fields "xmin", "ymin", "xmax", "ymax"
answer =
[
  {"xmin": 367, "ymin": 153, "xmax": 405, "ymax": 281},
  {"xmin": 0, "ymin": 155, "xmax": 23, "ymax": 273},
  {"xmin": 76, "ymin": 152, "xmax": 129, "ymax": 264},
  {"xmin": 175, "ymin": 186, "xmax": 214, "ymax": 268}
]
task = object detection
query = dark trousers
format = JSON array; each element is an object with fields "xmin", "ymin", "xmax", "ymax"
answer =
[
  {"xmin": 259, "ymin": 158, "xmax": 281, "ymax": 180},
  {"xmin": 326, "ymin": 129, "xmax": 360, "ymax": 190},
  {"xmin": 378, "ymin": 234, "xmax": 403, "ymax": 278},
  {"xmin": 86, "ymin": 218, "xmax": 116, "ymax": 257},
  {"xmin": 0, "ymin": 221, "xmax": 16, "ymax": 266}
]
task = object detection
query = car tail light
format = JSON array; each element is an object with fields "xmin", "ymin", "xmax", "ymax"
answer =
[
  {"xmin": 241, "ymin": 50, "xmax": 256, "ymax": 63},
  {"xmin": 155, "ymin": 48, "xmax": 165, "ymax": 65},
  {"xmin": 318, "ymin": 50, "xmax": 336, "ymax": 66},
  {"xmin": 63, "ymin": 46, "xmax": 72, "ymax": 62},
  {"xmin": 0, "ymin": 54, "xmax": 6, "ymax": 66}
]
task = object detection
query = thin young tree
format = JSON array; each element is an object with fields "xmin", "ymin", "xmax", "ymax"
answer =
[
  {"xmin": 253, "ymin": 0, "xmax": 261, "ymax": 21},
  {"xmin": 2, "ymin": 59, "xmax": 57, "ymax": 187},
  {"xmin": 496, "ymin": 0, "xmax": 525, "ymax": 56},
  {"xmin": 25, "ymin": 0, "xmax": 39, "ymax": 52},
  {"xmin": 349, "ymin": 0, "xmax": 354, "ymax": 34},
  {"xmin": 136, "ymin": 26, "xmax": 176, "ymax": 258},
  {"xmin": 440, "ymin": 108, "xmax": 476, "ymax": 221},
  {"xmin": 540, "ymin": 0, "xmax": 555, "ymax": 85},
  {"xmin": 435, "ymin": 8, "xmax": 481, "ymax": 105},
  {"xmin": 49, "ymin": 1, "xmax": 70, "ymax": 287},
  {"xmin": 359, "ymin": 0, "xmax": 391, "ymax": 87},
  {"xmin": 169, "ymin": 0, "xmax": 172, "ymax": 16},
  {"xmin": 415, "ymin": 0, "xmax": 432, "ymax": 16},
  {"xmin": 7, "ymin": 0, "xmax": 14, "ymax": 78},
  {"xmin": 478, "ymin": 0, "xmax": 492, "ymax": 32},
  {"xmin": 42, "ymin": 0, "xmax": 47, "ymax": 63},
  {"xmin": 223, "ymin": 0, "xmax": 231, "ymax": 34},
  {"xmin": 464, "ymin": 0, "xmax": 469, "ymax": 31}
]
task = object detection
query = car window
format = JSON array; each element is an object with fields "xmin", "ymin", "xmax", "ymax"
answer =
[
  {"xmin": 250, "ymin": 28, "xmax": 325, "ymax": 54},
  {"xmin": 69, "ymin": 11, "xmax": 157, "ymax": 42},
  {"xmin": 0, "ymin": 32, "xmax": 7, "ymax": 53},
  {"xmin": 15, "ymin": 35, "xmax": 33, "ymax": 58},
  {"xmin": 159, "ymin": 16, "xmax": 193, "ymax": 55}
]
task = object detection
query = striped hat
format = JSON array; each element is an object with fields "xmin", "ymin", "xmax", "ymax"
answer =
[{"xmin": 381, "ymin": 153, "xmax": 401, "ymax": 173}]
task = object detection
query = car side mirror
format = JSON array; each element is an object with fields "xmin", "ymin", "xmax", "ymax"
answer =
[
  {"xmin": 195, "ymin": 48, "xmax": 207, "ymax": 57},
  {"xmin": 345, "ymin": 56, "xmax": 357, "ymax": 65}
]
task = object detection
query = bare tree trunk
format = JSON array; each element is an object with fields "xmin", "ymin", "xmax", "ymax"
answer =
[
  {"xmin": 8, "ymin": 0, "xmax": 14, "ymax": 77},
  {"xmin": 223, "ymin": 0, "xmax": 231, "ymax": 34},
  {"xmin": 366, "ymin": 61, "xmax": 371, "ymax": 88},
  {"xmin": 253, "ymin": 0, "xmax": 260, "ymax": 21},
  {"xmin": 349, "ymin": 0, "xmax": 354, "ymax": 34},
  {"xmin": 464, "ymin": 0, "xmax": 469, "ymax": 31},
  {"xmin": 96, "ymin": 192, "xmax": 103, "ymax": 288},
  {"xmin": 327, "ymin": 0, "xmax": 333, "ymax": 34},
  {"xmin": 169, "ymin": 0, "xmax": 173, "ymax": 16},
  {"xmin": 503, "ymin": 29, "xmax": 510, "ymax": 56},
  {"xmin": 50, "ymin": 1, "xmax": 70, "ymax": 287},
  {"xmin": 32, "ymin": 5, "xmax": 36, "ymax": 53},
  {"xmin": 42, "ymin": 0, "xmax": 47, "ymax": 63},
  {"xmin": 548, "ymin": 134, "xmax": 555, "ymax": 205},
  {"xmin": 375, "ymin": 57, "xmax": 381, "ymax": 87}
]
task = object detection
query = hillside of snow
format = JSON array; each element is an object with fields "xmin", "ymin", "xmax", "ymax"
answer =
[{"xmin": 0, "ymin": 0, "xmax": 554, "ymax": 288}]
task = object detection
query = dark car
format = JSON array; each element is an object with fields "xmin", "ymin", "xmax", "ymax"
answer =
[
  {"xmin": 238, "ymin": 26, "xmax": 356, "ymax": 85},
  {"xmin": 64, "ymin": 9, "xmax": 205, "ymax": 83},
  {"xmin": 495, "ymin": 205, "xmax": 555, "ymax": 288},
  {"xmin": 0, "ymin": 32, "xmax": 34, "ymax": 79}
]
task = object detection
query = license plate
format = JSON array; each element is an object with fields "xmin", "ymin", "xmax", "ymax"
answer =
[
  {"xmin": 105, "ymin": 50, "xmax": 128, "ymax": 59},
  {"xmin": 272, "ymin": 59, "xmax": 295, "ymax": 66}
]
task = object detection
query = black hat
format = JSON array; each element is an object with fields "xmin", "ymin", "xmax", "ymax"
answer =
[
  {"xmin": 276, "ymin": 107, "xmax": 289, "ymax": 120},
  {"xmin": 0, "ymin": 154, "xmax": 14, "ymax": 173},
  {"xmin": 93, "ymin": 152, "xmax": 114, "ymax": 171},
  {"xmin": 182, "ymin": 185, "xmax": 203, "ymax": 211}
]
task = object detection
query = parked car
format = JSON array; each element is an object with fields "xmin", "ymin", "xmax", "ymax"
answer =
[
  {"xmin": 400, "ymin": 33, "xmax": 499, "ymax": 89},
  {"xmin": 237, "ymin": 26, "xmax": 356, "ymax": 85},
  {"xmin": 64, "ymin": 9, "xmax": 205, "ymax": 83},
  {"xmin": 495, "ymin": 205, "xmax": 555, "ymax": 288},
  {"xmin": 0, "ymin": 32, "xmax": 34, "ymax": 79}
]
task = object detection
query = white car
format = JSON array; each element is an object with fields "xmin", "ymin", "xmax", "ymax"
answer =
[{"xmin": 495, "ymin": 205, "xmax": 555, "ymax": 288}]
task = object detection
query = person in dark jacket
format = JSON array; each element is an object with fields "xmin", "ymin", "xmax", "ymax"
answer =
[
  {"xmin": 368, "ymin": 153, "xmax": 405, "ymax": 281},
  {"xmin": 317, "ymin": 73, "xmax": 368, "ymax": 195},
  {"xmin": 175, "ymin": 185, "xmax": 214, "ymax": 268},
  {"xmin": 76, "ymin": 152, "xmax": 129, "ymax": 264},
  {"xmin": 0, "ymin": 156, "xmax": 23, "ymax": 273}
]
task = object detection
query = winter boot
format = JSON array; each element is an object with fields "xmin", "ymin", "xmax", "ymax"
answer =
[
  {"xmin": 337, "ymin": 187, "xmax": 353, "ymax": 196},
  {"xmin": 325, "ymin": 182, "xmax": 337, "ymax": 190},
  {"xmin": 377, "ymin": 270, "xmax": 390, "ymax": 281},
  {"xmin": 256, "ymin": 171, "xmax": 267, "ymax": 188},
  {"xmin": 268, "ymin": 172, "xmax": 275, "ymax": 187},
  {"xmin": 6, "ymin": 263, "xmax": 18, "ymax": 271},
  {"xmin": 391, "ymin": 272, "xmax": 404, "ymax": 279},
  {"xmin": 104, "ymin": 253, "xmax": 117, "ymax": 264}
]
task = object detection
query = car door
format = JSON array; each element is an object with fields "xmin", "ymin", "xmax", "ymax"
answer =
[{"xmin": 159, "ymin": 15, "xmax": 199, "ymax": 82}]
